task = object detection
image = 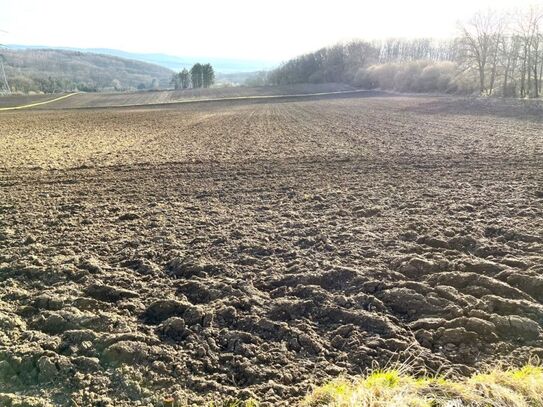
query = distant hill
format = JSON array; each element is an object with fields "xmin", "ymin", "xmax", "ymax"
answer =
[
  {"xmin": 8, "ymin": 44, "xmax": 279, "ymax": 73},
  {"xmin": 1, "ymin": 48, "xmax": 174, "ymax": 93}
]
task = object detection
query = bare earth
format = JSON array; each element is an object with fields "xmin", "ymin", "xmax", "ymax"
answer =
[
  {"xmin": 0, "ymin": 83, "xmax": 355, "ymax": 110},
  {"xmin": 0, "ymin": 93, "xmax": 542, "ymax": 406}
]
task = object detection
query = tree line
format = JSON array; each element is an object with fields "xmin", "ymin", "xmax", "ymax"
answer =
[
  {"xmin": 171, "ymin": 63, "xmax": 215, "ymax": 89},
  {"xmin": 266, "ymin": 6, "xmax": 543, "ymax": 98},
  {"xmin": 459, "ymin": 8, "xmax": 543, "ymax": 97}
]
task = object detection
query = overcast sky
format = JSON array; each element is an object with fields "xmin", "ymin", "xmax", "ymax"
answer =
[{"xmin": 0, "ymin": 0, "xmax": 537, "ymax": 62}]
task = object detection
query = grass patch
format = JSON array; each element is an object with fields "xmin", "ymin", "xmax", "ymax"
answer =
[{"xmin": 303, "ymin": 364, "xmax": 543, "ymax": 406}]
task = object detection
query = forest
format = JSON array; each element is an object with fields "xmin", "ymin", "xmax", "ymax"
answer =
[{"xmin": 266, "ymin": 7, "xmax": 543, "ymax": 97}]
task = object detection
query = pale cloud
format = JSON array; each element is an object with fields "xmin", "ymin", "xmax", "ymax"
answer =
[{"xmin": 0, "ymin": 0, "xmax": 537, "ymax": 61}]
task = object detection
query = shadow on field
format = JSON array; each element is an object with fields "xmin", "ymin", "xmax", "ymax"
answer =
[
  {"xmin": 246, "ymin": 89, "xmax": 391, "ymax": 105},
  {"xmin": 404, "ymin": 96, "xmax": 543, "ymax": 122}
]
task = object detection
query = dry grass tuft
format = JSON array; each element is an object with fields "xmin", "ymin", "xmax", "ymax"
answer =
[{"xmin": 303, "ymin": 364, "xmax": 543, "ymax": 407}]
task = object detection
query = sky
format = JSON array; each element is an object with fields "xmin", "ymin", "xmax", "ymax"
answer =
[{"xmin": 0, "ymin": 0, "xmax": 539, "ymax": 62}]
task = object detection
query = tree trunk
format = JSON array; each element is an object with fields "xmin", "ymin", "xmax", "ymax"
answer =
[
  {"xmin": 503, "ymin": 55, "xmax": 511, "ymax": 97},
  {"xmin": 478, "ymin": 61, "xmax": 486, "ymax": 94},
  {"xmin": 534, "ymin": 63, "xmax": 539, "ymax": 97},
  {"xmin": 489, "ymin": 41, "xmax": 499, "ymax": 96},
  {"xmin": 520, "ymin": 47, "xmax": 528, "ymax": 97},
  {"xmin": 527, "ymin": 52, "xmax": 532, "ymax": 96},
  {"xmin": 539, "ymin": 56, "xmax": 543, "ymax": 96}
]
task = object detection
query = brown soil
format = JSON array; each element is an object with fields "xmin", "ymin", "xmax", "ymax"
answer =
[
  {"xmin": 0, "ymin": 83, "xmax": 356, "ymax": 110},
  {"xmin": 0, "ymin": 94, "xmax": 60, "ymax": 108},
  {"xmin": 0, "ymin": 93, "xmax": 542, "ymax": 406}
]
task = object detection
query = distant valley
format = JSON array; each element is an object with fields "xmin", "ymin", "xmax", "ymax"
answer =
[
  {"xmin": 0, "ymin": 46, "xmax": 278, "ymax": 93},
  {"xmin": 8, "ymin": 44, "xmax": 278, "ymax": 73}
]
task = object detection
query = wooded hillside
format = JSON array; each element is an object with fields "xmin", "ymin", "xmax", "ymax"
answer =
[{"xmin": 0, "ymin": 48, "xmax": 173, "ymax": 93}]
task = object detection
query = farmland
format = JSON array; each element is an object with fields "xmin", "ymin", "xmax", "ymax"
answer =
[
  {"xmin": 0, "ymin": 91, "xmax": 542, "ymax": 406},
  {"xmin": 0, "ymin": 83, "xmax": 355, "ymax": 110}
]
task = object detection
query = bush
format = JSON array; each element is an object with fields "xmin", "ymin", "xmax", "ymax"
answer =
[{"xmin": 352, "ymin": 60, "xmax": 476, "ymax": 94}]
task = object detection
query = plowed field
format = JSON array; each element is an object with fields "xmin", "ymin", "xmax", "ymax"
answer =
[{"xmin": 1, "ymin": 93, "xmax": 542, "ymax": 406}]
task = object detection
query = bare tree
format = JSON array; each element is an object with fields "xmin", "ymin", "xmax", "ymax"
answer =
[
  {"xmin": 515, "ymin": 6, "xmax": 543, "ymax": 97},
  {"xmin": 499, "ymin": 34, "xmax": 521, "ymax": 97},
  {"xmin": 459, "ymin": 10, "xmax": 505, "ymax": 95}
]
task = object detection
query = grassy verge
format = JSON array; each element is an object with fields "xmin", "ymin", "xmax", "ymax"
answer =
[{"xmin": 302, "ymin": 364, "xmax": 543, "ymax": 406}]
